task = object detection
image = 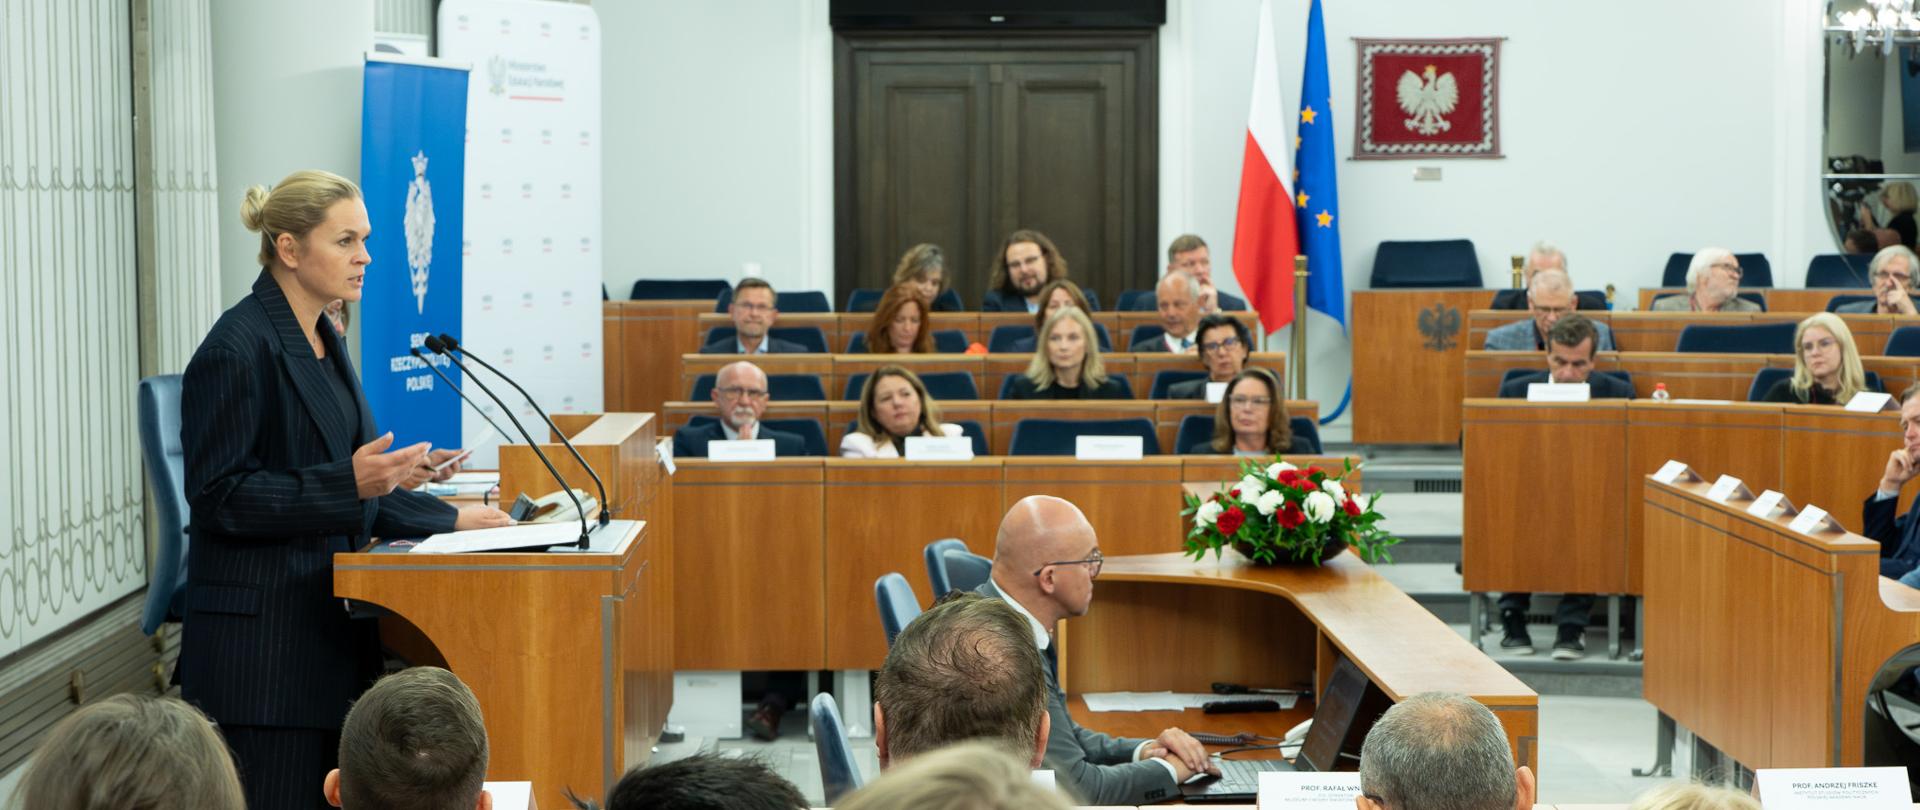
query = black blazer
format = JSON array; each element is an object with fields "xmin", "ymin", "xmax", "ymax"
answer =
[
  {"xmin": 672, "ymin": 421, "xmax": 806, "ymax": 457},
  {"xmin": 1497, "ymin": 370, "xmax": 1635, "ymax": 400},
  {"xmin": 1165, "ymin": 377, "xmax": 1216, "ymax": 400},
  {"xmin": 1003, "ymin": 375, "xmax": 1131, "ymax": 400},
  {"xmin": 179, "ymin": 271, "xmax": 456, "ymax": 730},
  {"xmin": 1183, "ymin": 434, "xmax": 1317, "ymax": 455},
  {"xmin": 697, "ymin": 336, "xmax": 808, "ymax": 354},
  {"xmin": 981, "ymin": 289, "xmax": 1035, "ymax": 313}
]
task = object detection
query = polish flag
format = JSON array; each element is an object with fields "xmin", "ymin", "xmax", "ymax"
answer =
[{"xmin": 1231, "ymin": 0, "xmax": 1301, "ymax": 333}]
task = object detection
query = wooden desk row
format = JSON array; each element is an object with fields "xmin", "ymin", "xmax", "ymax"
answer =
[
  {"xmin": 1465, "ymin": 309, "xmax": 1906, "ymax": 356},
  {"xmin": 1644, "ymin": 477, "xmax": 1920, "ymax": 770},
  {"xmin": 675, "ymin": 352, "xmax": 1288, "ymax": 404},
  {"xmin": 1462, "ymin": 400, "xmax": 1901, "ymax": 599},
  {"xmin": 658, "ymin": 398, "xmax": 1321, "ymax": 457},
  {"xmin": 1463, "ymin": 350, "xmax": 1920, "ymax": 403},
  {"xmin": 691, "ymin": 309, "xmax": 1265, "ymax": 355},
  {"xmin": 1635, "ymin": 286, "xmax": 1880, "ymax": 313},
  {"xmin": 666, "ymin": 456, "xmax": 1359, "ymax": 673}
]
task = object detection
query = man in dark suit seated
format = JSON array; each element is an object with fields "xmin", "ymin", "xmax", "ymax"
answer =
[
  {"xmin": 1863, "ymin": 383, "xmax": 1920, "ymax": 586},
  {"xmin": 1161, "ymin": 234, "xmax": 1246, "ymax": 313},
  {"xmin": 1485, "ymin": 270, "xmax": 1614, "ymax": 352},
  {"xmin": 1133, "ymin": 272, "xmax": 1203, "ymax": 353},
  {"xmin": 672, "ymin": 361, "xmax": 806, "ymax": 457},
  {"xmin": 974, "ymin": 496, "xmax": 1217, "ymax": 805},
  {"xmin": 983, "ymin": 229, "xmax": 1070, "ymax": 312},
  {"xmin": 875, "ymin": 592, "xmax": 1050, "ymax": 770},
  {"xmin": 1494, "ymin": 314, "xmax": 1630, "ymax": 660},
  {"xmin": 1166, "ymin": 313, "xmax": 1251, "ymax": 399},
  {"xmin": 699, "ymin": 278, "xmax": 807, "ymax": 354}
]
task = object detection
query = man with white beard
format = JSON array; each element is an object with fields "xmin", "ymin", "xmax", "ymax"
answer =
[{"xmin": 671, "ymin": 361, "xmax": 806, "ymax": 457}]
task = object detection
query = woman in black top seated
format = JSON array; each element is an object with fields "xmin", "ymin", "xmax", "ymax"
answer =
[
  {"xmin": 1185, "ymin": 367, "xmax": 1315, "ymax": 455},
  {"xmin": 1761, "ymin": 312, "xmax": 1876, "ymax": 405},
  {"xmin": 1002, "ymin": 306, "xmax": 1129, "ymax": 400}
]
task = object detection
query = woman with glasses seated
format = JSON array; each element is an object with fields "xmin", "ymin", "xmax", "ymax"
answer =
[
  {"xmin": 1002, "ymin": 307, "xmax": 1129, "ymax": 400},
  {"xmin": 1835, "ymin": 245, "xmax": 1920, "ymax": 315},
  {"xmin": 864, "ymin": 283, "xmax": 934, "ymax": 354},
  {"xmin": 1761, "ymin": 313, "xmax": 1878, "ymax": 405},
  {"xmin": 841, "ymin": 365, "xmax": 965, "ymax": 458},
  {"xmin": 1650, "ymin": 247, "xmax": 1761, "ymax": 312},
  {"xmin": 1007, "ymin": 280, "xmax": 1096, "ymax": 353},
  {"xmin": 1185, "ymin": 367, "xmax": 1313, "ymax": 455},
  {"xmin": 1166, "ymin": 313, "xmax": 1251, "ymax": 399}
]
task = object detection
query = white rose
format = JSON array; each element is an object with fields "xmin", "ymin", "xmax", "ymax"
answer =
[
  {"xmin": 1303, "ymin": 490, "xmax": 1336, "ymax": 523},
  {"xmin": 1321, "ymin": 480, "xmax": 1346, "ymax": 502},
  {"xmin": 1196, "ymin": 500, "xmax": 1223, "ymax": 526},
  {"xmin": 1237, "ymin": 475, "xmax": 1267, "ymax": 499},
  {"xmin": 1267, "ymin": 461, "xmax": 1297, "ymax": 478},
  {"xmin": 1254, "ymin": 489, "xmax": 1286, "ymax": 516}
]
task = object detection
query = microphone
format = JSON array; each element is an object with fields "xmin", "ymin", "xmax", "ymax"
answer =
[
  {"xmin": 435, "ymin": 333, "xmax": 612, "ymax": 528},
  {"xmin": 409, "ymin": 347, "xmax": 515, "ymax": 444},
  {"xmin": 424, "ymin": 335, "xmax": 590, "ymax": 549}
]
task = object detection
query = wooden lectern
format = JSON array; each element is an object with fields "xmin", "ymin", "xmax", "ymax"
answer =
[{"xmin": 335, "ymin": 413, "xmax": 672, "ymax": 807}]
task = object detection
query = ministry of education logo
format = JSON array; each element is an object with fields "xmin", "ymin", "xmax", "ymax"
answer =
[{"xmin": 404, "ymin": 151, "xmax": 435, "ymax": 314}]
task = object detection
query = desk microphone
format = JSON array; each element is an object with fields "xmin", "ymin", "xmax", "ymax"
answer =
[
  {"xmin": 435, "ymin": 333, "xmax": 612, "ymax": 527},
  {"xmin": 409, "ymin": 347, "xmax": 515, "ymax": 443},
  {"xmin": 424, "ymin": 335, "xmax": 590, "ymax": 549}
]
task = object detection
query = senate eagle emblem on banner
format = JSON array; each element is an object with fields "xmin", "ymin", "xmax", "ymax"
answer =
[
  {"xmin": 1397, "ymin": 65, "xmax": 1458, "ymax": 136},
  {"xmin": 404, "ymin": 151, "xmax": 434, "ymax": 315}
]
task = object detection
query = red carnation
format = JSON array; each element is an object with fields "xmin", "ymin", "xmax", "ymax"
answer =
[
  {"xmin": 1278, "ymin": 503, "xmax": 1305, "ymax": 529},
  {"xmin": 1217, "ymin": 505, "xmax": 1246, "ymax": 535},
  {"xmin": 1230, "ymin": 488, "xmax": 1241, "ymax": 498},
  {"xmin": 1342, "ymin": 497, "xmax": 1362, "ymax": 517},
  {"xmin": 1276, "ymin": 469, "xmax": 1299, "ymax": 485}
]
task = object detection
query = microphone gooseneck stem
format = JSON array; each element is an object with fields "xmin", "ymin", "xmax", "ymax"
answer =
[
  {"xmin": 433, "ymin": 348, "xmax": 590, "ymax": 547},
  {"xmin": 410, "ymin": 348, "xmax": 515, "ymax": 442},
  {"xmin": 445, "ymin": 337, "xmax": 613, "ymax": 526}
]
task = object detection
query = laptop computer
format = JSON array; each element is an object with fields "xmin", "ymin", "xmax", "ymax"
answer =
[{"xmin": 1179, "ymin": 655, "xmax": 1374, "ymax": 803}]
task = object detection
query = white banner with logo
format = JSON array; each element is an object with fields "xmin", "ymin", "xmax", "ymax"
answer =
[{"xmin": 439, "ymin": 0, "xmax": 602, "ymax": 467}]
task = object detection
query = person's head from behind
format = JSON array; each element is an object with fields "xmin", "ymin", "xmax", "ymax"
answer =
[
  {"xmin": 1167, "ymin": 233, "xmax": 1212, "ymax": 286},
  {"xmin": 712, "ymin": 361, "xmax": 771, "ymax": 432},
  {"xmin": 990, "ymin": 495, "xmax": 1102, "ymax": 623},
  {"xmin": 894, "ymin": 243, "xmax": 947, "ymax": 304},
  {"xmin": 1212, "ymin": 367, "xmax": 1292, "ymax": 453},
  {"xmin": 327, "ymin": 666, "xmax": 490, "ymax": 810},
  {"xmin": 1357, "ymin": 692, "xmax": 1534, "ymax": 810},
  {"xmin": 729, "ymin": 278, "xmax": 779, "ymax": 343},
  {"xmin": 242, "ymin": 169, "xmax": 368, "ymax": 308},
  {"xmin": 858, "ymin": 365, "xmax": 942, "ymax": 441},
  {"xmin": 1887, "ymin": 181, "xmax": 1919, "ymax": 215},
  {"xmin": 869, "ymin": 283, "xmax": 931, "ymax": 354},
  {"xmin": 996, "ymin": 230, "xmax": 1067, "ymax": 299},
  {"xmin": 838, "ymin": 742, "xmax": 1073, "ymax": 810},
  {"xmin": 1625, "ymin": 782, "xmax": 1759, "ymax": 810},
  {"xmin": 1686, "ymin": 248, "xmax": 1743, "ymax": 310},
  {"xmin": 581, "ymin": 752, "xmax": 806, "ymax": 810},
  {"xmin": 13, "ymin": 694, "xmax": 245, "ymax": 810},
  {"xmin": 875, "ymin": 592, "xmax": 1051, "ymax": 769},
  {"xmin": 1024, "ymin": 306, "xmax": 1107, "ymax": 389},
  {"xmin": 1156, "ymin": 270, "xmax": 1202, "ymax": 340},
  {"xmin": 1195, "ymin": 313, "xmax": 1252, "ymax": 382},
  {"xmin": 1545, "ymin": 314, "xmax": 1600, "ymax": 385},
  {"xmin": 1522, "ymin": 241, "xmax": 1567, "ymax": 283},
  {"xmin": 1847, "ymin": 228, "xmax": 1881, "ymax": 255},
  {"xmin": 1523, "ymin": 270, "xmax": 1575, "ymax": 338},
  {"xmin": 1032, "ymin": 279, "xmax": 1094, "ymax": 333}
]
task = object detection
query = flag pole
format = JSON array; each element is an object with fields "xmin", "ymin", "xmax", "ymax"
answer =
[{"xmin": 1292, "ymin": 255, "xmax": 1309, "ymax": 399}]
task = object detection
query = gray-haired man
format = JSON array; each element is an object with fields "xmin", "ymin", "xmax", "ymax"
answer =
[{"xmin": 1357, "ymin": 692, "xmax": 1535, "ymax": 810}]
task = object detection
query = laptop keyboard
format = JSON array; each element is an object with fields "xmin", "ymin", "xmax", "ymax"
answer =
[{"xmin": 1216, "ymin": 758, "xmax": 1282, "ymax": 789}]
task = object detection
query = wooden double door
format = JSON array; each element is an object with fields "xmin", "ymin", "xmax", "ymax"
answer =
[{"xmin": 834, "ymin": 33, "xmax": 1158, "ymax": 308}]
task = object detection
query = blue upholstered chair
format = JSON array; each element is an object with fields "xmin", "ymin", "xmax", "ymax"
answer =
[
  {"xmin": 924, "ymin": 538, "xmax": 969, "ymax": 597},
  {"xmin": 875, "ymin": 572, "xmax": 923, "ymax": 647},
  {"xmin": 138, "ymin": 375, "xmax": 189, "ymax": 636},
  {"xmin": 1887, "ymin": 326, "xmax": 1920, "ymax": 357},
  {"xmin": 1128, "ymin": 323, "xmax": 1166, "ymax": 350},
  {"xmin": 1116, "ymin": 289, "xmax": 1156, "ymax": 311},
  {"xmin": 699, "ymin": 325, "xmax": 830, "ymax": 354},
  {"xmin": 629, "ymin": 279, "xmax": 731, "ymax": 301},
  {"xmin": 1007, "ymin": 417, "xmax": 1159, "ymax": 456},
  {"xmin": 810, "ymin": 693, "xmax": 865, "ymax": 805},
  {"xmin": 1660, "ymin": 252, "xmax": 1773, "ymax": 288},
  {"xmin": 1369, "ymin": 240, "xmax": 1482, "ymax": 288},
  {"xmin": 714, "ymin": 288, "xmax": 833, "ymax": 313},
  {"xmin": 1173, "ymin": 413, "xmax": 1323, "ymax": 455},
  {"xmin": 689, "ymin": 373, "xmax": 827, "ymax": 401},
  {"xmin": 940, "ymin": 548, "xmax": 994, "ymax": 595},
  {"xmin": 1805, "ymin": 254, "xmax": 1874, "ymax": 288},
  {"xmin": 1149, "ymin": 370, "xmax": 1208, "ymax": 399},
  {"xmin": 842, "ymin": 371, "xmax": 979, "ymax": 401},
  {"xmin": 1673, "ymin": 322, "xmax": 1797, "ymax": 354}
]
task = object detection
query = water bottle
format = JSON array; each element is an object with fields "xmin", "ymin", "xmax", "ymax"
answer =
[{"xmin": 1651, "ymin": 383, "xmax": 1670, "ymax": 402}]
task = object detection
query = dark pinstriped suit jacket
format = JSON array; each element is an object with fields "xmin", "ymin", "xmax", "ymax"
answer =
[{"xmin": 179, "ymin": 271, "xmax": 456, "ymax": 730}]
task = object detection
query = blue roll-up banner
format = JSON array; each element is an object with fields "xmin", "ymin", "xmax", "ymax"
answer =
[{"xmin": 360, "ymin": 54, "xmax": 469, "ymax": 450}]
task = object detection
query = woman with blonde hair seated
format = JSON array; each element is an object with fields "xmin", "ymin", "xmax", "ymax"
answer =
[
  {"xmin": 1761, "ymin": 312, "xmax": 1877, "ymax": 405},
  {"xmin": 894, "ymin": 243, "xmax": 959, "ymax": 311},
  {"xmin": 1007, "ymin": 279, "xmax": 1097, "ymax": 353},
  {"xmin": 864, "ymin": 283, "xmax": 934, "ymax": 354},
  {"xmin": 1187, "ymin": 367, "xmax": 1314, "ymax": 455},
  {"xmin": 12, "ymin": 694, "xmax": 248, "ymax": 810},
  {"xmin": 1003, "ymin": 306, "xmax": 1128, "ymax": 399},
  {"xmin": 841, "ymin": 365, "xmax": 965, "ymax": 457},
  {"xmin": 1626, "ymin": 782, "xmax": 1759, "ymax": 810},
  {"xmin": 837, "ymin": 741, "xmax": 1073, "ymax": 810}
]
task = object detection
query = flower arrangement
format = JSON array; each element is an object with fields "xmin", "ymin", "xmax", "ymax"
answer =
[{"xmin": 1181, "ymin": 458, "xmax": 1398, "ymax": 566}]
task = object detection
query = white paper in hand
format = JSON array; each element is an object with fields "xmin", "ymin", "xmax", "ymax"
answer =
[
  {"xmin": 1756, "ymin": 766, "xmax": 1912, "ymax": 810},
  {"xmin": 1258, "ymin": 771, "xmax": 1362, "ymax": 809}
]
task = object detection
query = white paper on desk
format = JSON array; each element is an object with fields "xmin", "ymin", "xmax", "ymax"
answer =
[
  {"xmin": 1706, "ymin": 474, "xmax": 1750, "ymax": 504},
  {"xmin": 412, "ymin": 523, "xmax": 578, "ymax": 554},
  {"xmin": 708, "ymin": 439, "xmax": 775, "ymax": 462},
  {"xmin": 1259, "ymin": 771, "xmax": 1361, "ymax": 808},
  {"xmin": 1652, "ymin": 460, "xmax": 1698, "ymax": 485},
  {"xmin": 906, "ymin": 435, "xmax": 974, "ymax": 461},
  {"xmin": 1789, "ymin": 505, "xmax": 1844, "ymax": 535},
  {"xmin": 1076, "ymin": 435, "xmax": 1143, "ymax": 460},
  {"xmin": 1205, "ymin": 381, "xmax": 1229, "ymax": 404},
  {"xmin": 1526, "ymin": 381, "xmax": 1590, "ymax": 402},
  {"xmin": 1747, "ymin": 489, "xmax": 1796, "ymax": 518},
  {"xmin": 1755, "ymin": 766, "xmax": 1911, "ymax": 810},
  {"xmin": 1847, "ymin": 391, "xmax": 1896, "ymax": 413},
  {"xmin": 482, "ymin": 781, "xmax": 534, "ymax": 810},
  {"xmin": 1082, "ymin": 691, "xmax": 1298, "ymax": 712}
]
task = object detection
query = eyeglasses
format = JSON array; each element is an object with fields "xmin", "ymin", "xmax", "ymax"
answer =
[
  {"xmin": 1032, "ymin": 550, "xmax": 1104, "ymax": 579},
  {"xmin": 1201, "ymin": 337, "xmax": 1243, "ymax": 354},
  {"xmin": 1529, "ymin": 303, "xmax": 1573, "ymax": 317},
  {"xmin": 1875, "ymin": 270, "xmax": 1913, "ymax": 285},
  {"xmin": 1229, "ymin": 395, "xmax": 1273, "ymax": 409},
  {"xmin": 715, "ymin": 386, "xmax": 770, "ymax": 400},
  {"xmin": 732, "ymin": 301, "xmax": 774, "ymax": 313},
  {"xmin": 1711, "ymin": 261, "xmax": 1743, "ymax": 279}
]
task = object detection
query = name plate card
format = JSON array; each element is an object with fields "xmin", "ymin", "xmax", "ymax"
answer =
[
  {"xmin": 1205, "ymin": 381, "xmax": 1229, "ymax": 404},
  {"xmin": 1846, "ymin": 391, "xmax": 1896, "ymax": 413},
  {"xmin": 1789, "ymin": 505, "xmax": 1845, "ymax": 535},
  {"xmin": 657, "ymin": 439, "xmax": 677, "ymax": 475},
  {"xmin": 1526, "ymin": 382, "xmax": 1591, "ymax": 402},
  {"xmin": 1706, "ymin": 474, "xmax": 1751, "ymax": 504},
  {"xmin": 707, "ymin": 439, "xmax": 776, "ymax": 462},
  {"xmin": 1258, "ymin": 771, "xmax": 1362, "ymax": 809},
  {"xmin": 905, "ymin": 435, "xmax": 974, "ymax": 461},
  {"xmin": 1747, "ymin": 490, "xmax": 1795, "ymax": 519},
  {"xmin": 1652, "ymin": 460, "xmax": 1699, "ymax": 484},
  {"xmin": 1756, "ymin": 767, "xmax": 1912, "ymax": 810},
  {"xmin": 1076, "ymin": 435, "xmax": 1144, "ymax": 460}
]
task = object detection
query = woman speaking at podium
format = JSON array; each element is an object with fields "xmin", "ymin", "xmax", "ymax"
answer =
[{"xmin": 178, "ymin": 170, "xmax": 512, "ymax": 808}]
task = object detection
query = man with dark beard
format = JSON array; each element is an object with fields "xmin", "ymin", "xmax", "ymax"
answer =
[{"xmin": 984, "ymin": 230, "xmax": 1072, "ymax": 313}]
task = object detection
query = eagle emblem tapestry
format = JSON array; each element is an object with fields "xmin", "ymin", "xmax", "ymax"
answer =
[{"xmin": 1353, "ymin": 38, "xmax": 1502, "ymax": 160}]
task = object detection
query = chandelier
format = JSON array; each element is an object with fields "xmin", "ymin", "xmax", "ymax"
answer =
[{"xmin": 1831, "ymin": 0, "xmax": 1920, "ymax": 54}]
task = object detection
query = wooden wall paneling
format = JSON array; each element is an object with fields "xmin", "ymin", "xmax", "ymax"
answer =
[
  {"xmin": 1351, "ymin": 290, "xmax": 1493, "ymax": 444},
  {"xmin": 928, "ymin": 313, "xmax": 983, "ymax": 346},
  {"xmin": 1780, "ymin": 407, "xmax": 1904, "ymax": 530},
  {"xmin": 829, "ymin": 354, "xmax": 985, "ymax": 401},
  {"xmin": 1062, "ymin": 581, "xmax": 1315, "ymax": 694},
  {"xmin": 1863, "ymin": 356, "xmax": 1920, "ymax": 399},
  {"xmin": 1606, "ymin": 312, "xmax": 1758, "ymax": 353},
  {"xmin": 1839, "ymin": 314, "xmax": 1895, "ymax": 356},
  {"xmin": 1610, "ymin": 352, "xmax": 1791, "ymax": 400},
  {"xmin": 1461, "ymin": 401, "xmax": 1629, "ymax": 595},
  {"xmin": 822, "ymin": 460, "xmax": 1006, "ymax": 670},
  {"xmin": 602, "ymin": 301, "xmax": 708, "ymax": 416},
  {"xmin": 1001, "ymin": 457, "xmax": 1184, "ymax": 557},
  {"xmin": 1625, "ymin": 402, "xmax": 1784, "ymax": 592},
  {"xmin": 669, "ymin": 461, "xmax": 826, "ymax": 670},
  {"xmin": 1764, "ymin": 289, "xmax": 1844, "ymax": 313}
]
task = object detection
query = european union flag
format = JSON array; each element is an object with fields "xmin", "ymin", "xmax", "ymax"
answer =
[{"xmin": 1294, "ymin": 0, "xmax": 1344, "ymax": 328}]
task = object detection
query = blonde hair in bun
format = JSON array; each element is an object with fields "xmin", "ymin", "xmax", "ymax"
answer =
[{"xmin": 240, "ymin": 169, "xmax": 361, "ymax": 267}]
